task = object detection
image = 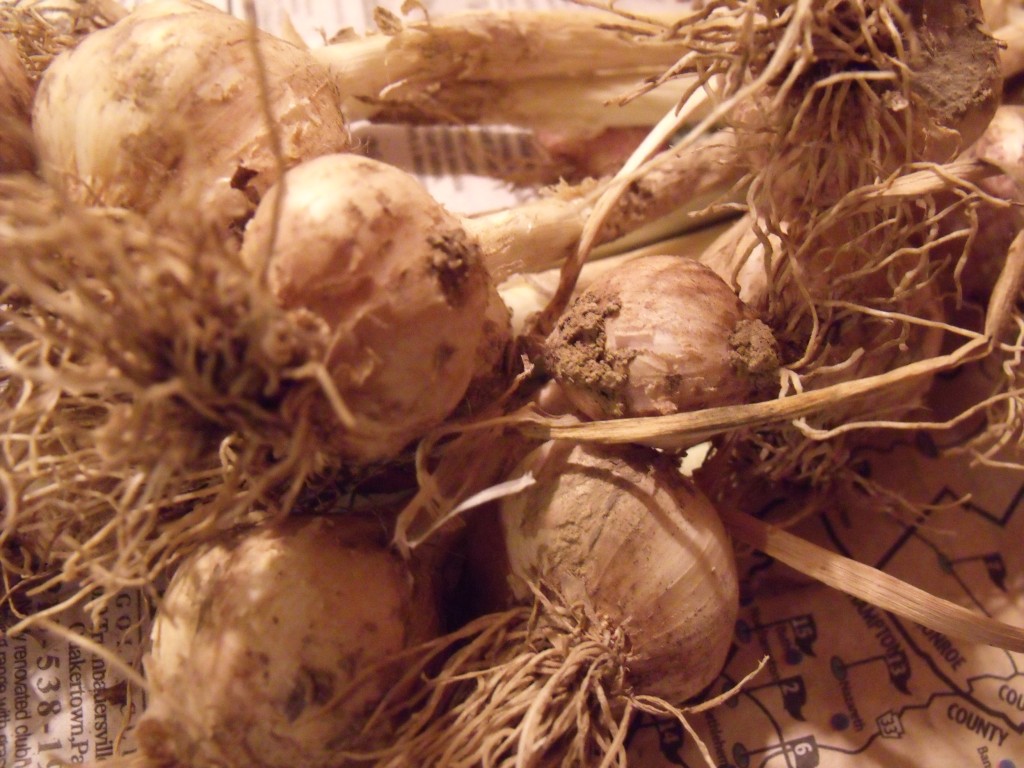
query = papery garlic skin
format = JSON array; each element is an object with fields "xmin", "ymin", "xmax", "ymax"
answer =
[
  {"xmin": 457, "ymin": 279, "xmax": 515, "ymax": 415},
  {"xmin": 544, "ymin": 254, "xmax": 779, "ymax": 420},
  {"xmin": 32, "ymin": 0, "xmax": 349, "ymax": 223},
  {"xmin": 952, "ymin": 104, "xmax": 1024, "ymax": 302},
  {"xmin": 500, "ymin": 440, "xmax": 739, "ymax": 702},
  {"xmin": 139, "ymin": 516, "xmax": 439, "ymax": 768},
  {"xmin": 241, "ymin": 154, "xmax": 492, "ymax": 463}
]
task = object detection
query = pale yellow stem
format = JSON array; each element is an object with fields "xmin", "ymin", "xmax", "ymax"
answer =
[{"xmin": 720, "ymin": 507, "xmax": 1024, "ymax": 652}]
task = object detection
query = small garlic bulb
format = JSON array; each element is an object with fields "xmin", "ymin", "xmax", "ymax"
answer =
[
  {"xmin": 952, "ymin": 104, "xmax": 1024, "ymax": 302},
  {"xmin": 241, "ymin": 153, "xmax": 494, "ymax": 463},
  {"xmin": 544, "ymin": 254, "xmax": 779, "ymax": 421},
  {"xmin": 499, "ymin": 440, "xmax": 740, "ymax": 702}
]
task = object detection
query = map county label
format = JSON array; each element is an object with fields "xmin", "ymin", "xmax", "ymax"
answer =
[
  {"xmin": 947, "ymin": 703, "xmax": 1012, "ymax": 747},
  {"xmin": 1000, "ymin": 685, "xmax": 1024, "ymax": 712},
  {"xmin": 967, "ymin": 676, "xmax": 1024, "ymax": 728},
  {"xmin": 916, "ymin": 626, "xmax": 968, "ymax": 671}
]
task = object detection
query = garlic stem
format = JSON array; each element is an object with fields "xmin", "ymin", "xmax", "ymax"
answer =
[
  {"xmin": 466, "ymin": 130, "xmax": 744, "ymax": 280},
  {"xmin": 497, "ymin": 222, "xmax": 733, "ymax": 336},
  {"xmin": 720, "ymin": 507, "xmax": 1024, "ymax": 652},
  {"xmin": 519, "ymin": 336, "xmax": 992, "ymax": 448},
  {"xmin": 343, "ymin": 72, "xmax": 697, "ymax": 130},
  {"xmin": 312, "ymin": 10, "xmax": 690, "ymax": 99}
]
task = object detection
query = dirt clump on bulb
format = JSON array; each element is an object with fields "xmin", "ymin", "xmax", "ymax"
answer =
[
  {"xmin": 729, "ymin": 317, "xmax": 781, "ymax": 382},
  {"xmin": 543, "ymin": 290, "xmax": 634, "ymax": 415},
  {"xmin": 544, "ymin": 255, "xmax": 780, "ymax": 421},
  {"xmin": 911, "ymin": 3, "xmax": 1002, "ymax": 141}
]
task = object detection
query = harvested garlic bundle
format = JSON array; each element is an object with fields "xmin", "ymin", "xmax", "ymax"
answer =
[
  {"xmin": 0, "ymin": 35, "xmax": 33, "ymax": 172},
  {"xmin": 544, "ymin": 254, "xmax": 779, "ymax": 422},
  {"xmin": 240, "ymin": 153, "xmax": 497, "ymax": 463},
  {"xmin": 138, "ymin": 516, "xmax": 440, "ymax": 768},
  {"xmin": 31, "ymin": 0, "xmax": 349, "ymax": 225}
]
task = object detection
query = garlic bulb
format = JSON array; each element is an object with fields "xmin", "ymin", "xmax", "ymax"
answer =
[
  {"xmin": 544, "ymin": 254, "xmax": 779, "ymax": 421},
  {"xmin": 953, "ymin": 104, "xmax": 1024, "ymax": 302},
  {"xmin": 138, "ymin": 516, "xmax": 439, "ymax": 768},
  {"xmin": 32, "ymin": 0, "xmax": 349, "ymax": 225},
  {"xmin": 499, "ymin": 440, "xmax": 740, "ymax": 702},
  {"xmin": 240, "ymin": 153, "xmax": 493, "ymax": 463},
  {"xmin": 381, "ymin": 440, "xmax": 741, "ymax": 766},
  {"xmin": 0, "ymin": 35, "xmax": 34, "ymax": 173}
]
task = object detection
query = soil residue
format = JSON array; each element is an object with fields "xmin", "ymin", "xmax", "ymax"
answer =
[
  {"xmin": 729, "ymin": 317, "xmax": 780, "ymax": 392},
  {"xmin": 911, "ymin": 8, "xmax": 1000, "ymax": 131},
  {"xmin": 427, "ymin": 228, "xmax": 484, "ymax": 307},
  {"xmin": 543, "ymin": 289, "xmax": 635, "ymax": 415}
]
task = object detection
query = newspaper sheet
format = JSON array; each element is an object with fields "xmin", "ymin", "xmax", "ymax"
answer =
[{"xmin": 3, "ymin": 1, "xmax": 1024, "ymax": 767}]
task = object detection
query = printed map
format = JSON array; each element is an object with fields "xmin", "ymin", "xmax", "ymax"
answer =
[{"xmin": 630, "ymin": 370, "xmax": 1024, "ymax": 768}]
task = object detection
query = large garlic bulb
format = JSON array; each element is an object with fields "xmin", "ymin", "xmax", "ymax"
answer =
[
  {"xmin": 240, "ymin": 153, "xmax": 494, "ymax": 463},
  {"xmin": 499, "ymin": 440, "xmax": 740, "ymax": 702},
  {"xmin": 544, "ymin": 254, "xmax": 779, "ymax": 420},
  {"xmin": 32, "ymin": 0, "xmax": 349, "ymax": 224},
  {"xmin": 138, "ymin": 516, "xmax": 439, "ymax": 768}
]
